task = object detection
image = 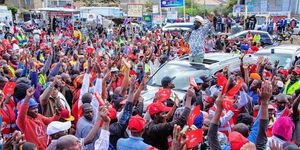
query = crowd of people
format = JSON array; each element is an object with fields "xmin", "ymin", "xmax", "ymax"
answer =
[{"xmin": 0, "ymin": 12, "xmax": 299, "ymax": 150}]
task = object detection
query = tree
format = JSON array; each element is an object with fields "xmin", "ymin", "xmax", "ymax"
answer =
[{"xmin": 6, "ymin": 3, "xmax": 18, "ymax": 18}]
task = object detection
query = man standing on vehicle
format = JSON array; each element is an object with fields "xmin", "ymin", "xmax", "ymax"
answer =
[{"xmin": 184, "ymin": 14, "xmax": 214, "ymax": 63}]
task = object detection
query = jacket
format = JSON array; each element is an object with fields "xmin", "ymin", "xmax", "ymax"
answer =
[
  {"xmin": 16, "ymin": 103, "xmax": 60, "ymax": 150},
  {"xmin": 109, "ymin": 102, "xmax": 133, "ymax": 148},
  {"xmin": 143, "ymin": 107, "xmax": 191, "ymax": 150}
]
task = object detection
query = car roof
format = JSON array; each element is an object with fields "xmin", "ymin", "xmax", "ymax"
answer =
[
  {"xmin": 171, "ymin": 53, "xmax": 240, "ymax": 68},
  {"xmin": 256, "ymin": 44, "xmax": 300, "ymax": 55},
  {"xmin": 164, "ymin": 22, "xmax": 194, "ymax": 26}
]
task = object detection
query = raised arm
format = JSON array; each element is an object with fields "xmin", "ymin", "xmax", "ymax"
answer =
[
  {"xmin": 16, "ymin": 87, "xmax": 35, "ymax": 130},
  {"xmin": 94, "ymin": 106, "xmax": 111, "ymax": 150},
  {"xmin": 256, "ymin": 81, "xmax": 272, "ymax": 150},
  {"xmin": 208, "ymin": 93, "xmax": 225, "ymax": 150},
  {"xmin": 39, "ymin": 75, "xmax": 60, "ymax": 106},
  {"xmin": 120, "ymin": 59, "xmax": 130, "ymax": 97}
]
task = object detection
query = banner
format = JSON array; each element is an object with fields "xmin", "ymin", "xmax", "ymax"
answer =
[
  {"xmin": 153, "ymin": 5, "xmax": 159, "ymax": 13},
  {"xmin": 153, "ymin": 15, "xmax": 165, "ymax": 24},
  {"xmin": 167, "ymin": 11, "xmax": 178, "ymax": 20},
  {"xmin": 161, "ymin": 0, "xmax": 184, "ymax": 8},
  {"xmin": 127, "ymin": 4, "xmax": 143, "ymax": 17},
  {"xmin": 143, "ymin": 15, "xmax": 153, "ymax": 22}
]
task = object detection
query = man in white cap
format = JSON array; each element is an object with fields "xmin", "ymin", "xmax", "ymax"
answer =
[
  {"xmin": 184, "ymin": 14, "xmax": 214, "ymax": 63},
  {"xmin": 46, "ymin": 121, "xmax": 71, "ymax": 150}
]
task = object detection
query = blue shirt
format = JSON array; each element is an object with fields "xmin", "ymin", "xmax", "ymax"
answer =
[
  {"xmin": 117, "ymin": 136, "xmax": 151, "ymax": 150},
  {"xmin": 248, "ymin": 89, "xmax": 258, "ymax": 105}
]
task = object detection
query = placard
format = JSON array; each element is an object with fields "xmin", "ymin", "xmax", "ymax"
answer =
[{"xmin": 127, "ymin": 4, "xmax": 143, "ymax": 17}]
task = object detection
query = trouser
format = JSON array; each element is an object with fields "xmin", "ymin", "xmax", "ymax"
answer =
[{"xmin": 189, "ymin": 54, "xmax": 204, "ymax": 63}]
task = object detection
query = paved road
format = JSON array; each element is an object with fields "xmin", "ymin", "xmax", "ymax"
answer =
[{"xmin": 281, "ymin": 35, "xmax": 300, "ymax": 45}]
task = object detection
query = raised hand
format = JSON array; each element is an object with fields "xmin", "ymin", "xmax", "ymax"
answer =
[
  {"xmin": 171, "ymin": 124, "xmax": 187, "ymax": 150},
  {"xmin": 99, "ymin": 106, "xmax": 110, "ymax": 123},
  {"xmin": 186, "ymin": 87, "xmax": 195, "ymax": 98},
  {"xmin": 258, "ymin": 80, "xmax": 272, "ymax": 105},
  {"xmin": 215, "ymin": 92, "xmax": 226, "ymax": 110},
  {"xmin": 26, "ymin": 87, "xmax": 35, "ymax": 98},
  {"xmin": 242, "ymin": 62, "xmax": 249, "ymax": 69},
  {"xmin": 257, "ymin": 56, "xmax": 264, "ymax": 65},
  {"xmin": 240, "ymin": 142, "xmax": 256, "ymax": 150}
]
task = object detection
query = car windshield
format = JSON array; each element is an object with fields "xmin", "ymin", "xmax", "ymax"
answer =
[
  {"xmin": 147, "ymin": 63, "xmax": 210, "ymax": 91},
  {"xmin": 254, "ymin": 53, "xmax": 292, "ymax": 68}
]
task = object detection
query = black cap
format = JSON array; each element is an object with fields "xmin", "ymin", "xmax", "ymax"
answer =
[{"xmin": 161, "ymin": 76, "xmax": 175, "ymax": 87}]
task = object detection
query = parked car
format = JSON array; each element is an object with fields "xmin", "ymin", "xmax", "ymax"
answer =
[
  {"xmin": 141, "ymin": 53, "xmax": 255, "ymax": 109},
  {"xmin": 293, "ymin": 24, "xmax": 300, "ymax": 35},
  {"xmin": 162, "ymin": 22, "xmax": 195, "ymax": 32},
  {"xmin": 227, "ymin": 30, "xmax": 273, "ymax": 46},
  {"xmin": 251, "ymin": 44, "xmax": 300, "ymax": 69}
]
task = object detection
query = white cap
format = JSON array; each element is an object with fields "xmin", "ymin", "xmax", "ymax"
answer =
[
  {"xmin": 47, "ymin": 121, "xmax": 71, "ymax": 135},
  {"xmin": 194, "ymin": 16, "xmax": 206, "ymax": 24},
  {"xmin": 276, "ymin": 81, "xmax": 284, "ymax": 88}
]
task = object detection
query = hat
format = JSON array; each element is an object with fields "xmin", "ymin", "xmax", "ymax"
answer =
[
  {"xmin": 60, "ymin": 109, "xmax": 75, "ymax": 121},
  {"xmin": 276, "ymin": 81, "xmax": 284, "ymax": 88},
  {"xmin": 20, "ymin": 98, "xmax": 38, "ymax": 107},
  {"xmin": 46, "ymin": 121, "xmax": 71, "ymax": 135},
  {"xmin": 108, "ymin": 107, "xmax": 117, "ymax": 120},
  {"xmin": 279, "ymin": 69, "xmax": 289, "ymax": 77},
  {"xmin": 250, "ymin": 73, "xmax": 261, "ymax": 80},
  {"xmin": 292, "ymin": 68, "xmax": 300, "ymax": 75},
  {"xmin": 272, "ymin": 116, "xmax": 294, "ymax": 141},
  {"xmin": 194, "ymin": 16, "xmax": 206, "ymax": 24},
  {"xmin": 128, "ymin": 115, "xmax": 146, "ymax": 133},
  {"xmin": 161, "ymin": 76, "xmax": 175, "ymax": 87},
  {"xmin": 229, "ymin": 131, "xmax": 250, "ymax": 150},
  {"xmin": 148, "ymin": 102, "xmax": 172, "ymax": 115},
  {"xmin": 194, "ymin": 77, "xmax": 204, "ymax": 84}
]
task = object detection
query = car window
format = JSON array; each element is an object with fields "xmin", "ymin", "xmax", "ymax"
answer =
[
  {"xmin": 148, "ymin": 63, "xmax": 210, "ymax": 91},
  {"xmin": 260, "ymin": 33, "xmax": 270, "ymax": 39},
  {"xmin": 238, "ymin": 33, "xmax": 247, "ymax": 38},
  {"xmin": 254, "ymin": 54, "xmax": 292, "ymax": 68}
]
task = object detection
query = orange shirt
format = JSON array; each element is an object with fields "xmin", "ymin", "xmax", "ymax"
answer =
[{"xmin": 16, "ymin": 103, "xmax": 60, "ymax": 150}]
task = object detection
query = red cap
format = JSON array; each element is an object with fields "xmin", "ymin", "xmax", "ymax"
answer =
[
  {"xmin": 130, "ymin": 55, "xmax": 138, "ymax": 60},
  {"xmin": 12, "ymin": 40, "xmax": 18, "ymax": 44},
  {"xmin": 204, "ymin": 95, "xmax": 213, "ymax": 103},
  {"xmin": 229, "ymin": 131, "xmax": 249, "ymax": 150},
  {"xmin": 28, "ymin": 39, "xmax": 34, "ymax": 43},
  {"xmin": 108, "ymin": 107, "xmax": 117, "ymax": 120},
  {"xmin": 265, "ymin": 71, "xmax": 272, "ymax": 78},
  {"xmin": 61, "ymin": 109, "xmax": 75, "ymax": 121},
  {"xmin": 292, "ymin": 68, "xmax": 300, "ymax": 75},
  {"xmin": 279, "ymin": 69, "xmax": 289, "ymax": 77},
  {"xmin": 128, "ymin": 115, "xmax": 146, "ymax": 133},
  {"xmin": 148, "ymin": 102, "xmax": 172, "ymax": 115}
]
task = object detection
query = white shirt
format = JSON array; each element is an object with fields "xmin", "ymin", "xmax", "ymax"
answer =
[{"xmin": 94, "ymin": 129, "xmax": 110, "ymax": 150}]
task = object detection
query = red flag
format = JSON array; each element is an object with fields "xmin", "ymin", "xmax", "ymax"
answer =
[
  {"xmin": 227, "ymin": 79, "xmax": 243, "ymax": 97},
  {"xmin": 222, "ymin": 99, "xmax": 235, "ymax": 111},
  {"xmin": 189, "ymin": 77, "xmax": 199, "ymax": 90},
  {"xmin": 186, "ymin": 129, "xmax": 203, "ymax": 148},
  {"xmin": 94, "ymin": 92, "xmax": 105, "ymax": 106},
  {"xmin": 3, "ymin": 82, "xmax": 16, "ymax": 94},
  {"xmin": 216, "ymin": 74, "xmax": 228, "ymax": 94},
  {"xmin": 86, "ymin": 47, "xmax": 95, "ymax": 54},
  {"xmin": 187, "ymin": 105, "xmax": 201, "ymax": 127},
  {"xmin": 157, "ymin": 89, "xmax": 171, "ymax": 102}
]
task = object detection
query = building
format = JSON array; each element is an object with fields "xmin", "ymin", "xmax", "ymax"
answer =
[
  {"xmin": 6, "ymin": 0, "xmax": 43, "ymax": 10},
  {"xmin": 120, "ymin": 0, "xmax": 147, "ymax": 15},
  {"xmin": 47, "ymin": 0, "xmax": 73, "ymax": 7},
  {"xmin": 194, "ymin": 0, "xmax": 226, "ymax": 8}
]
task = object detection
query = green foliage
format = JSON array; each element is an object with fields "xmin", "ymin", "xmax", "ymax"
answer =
[{"xmin": 6, "ymin": 3, "xmax": 18, "ymax": 17}]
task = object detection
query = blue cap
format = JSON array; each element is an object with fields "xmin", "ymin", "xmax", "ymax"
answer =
[
  {"xmin": 194, "ymin": 77, "xmax": 204, "ymax": 84},
  {"xmin": 20, "ymin": 98, "xmax": 39, "ymax": 107}
]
